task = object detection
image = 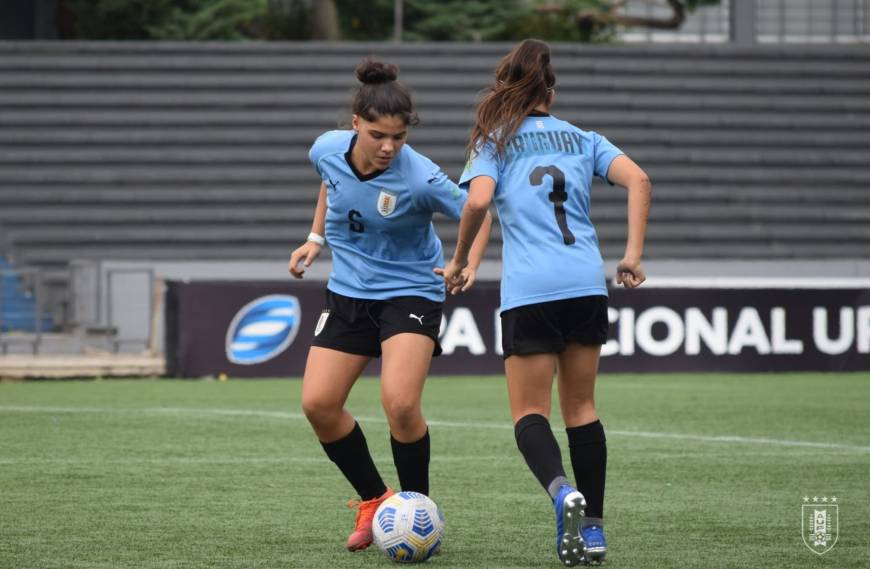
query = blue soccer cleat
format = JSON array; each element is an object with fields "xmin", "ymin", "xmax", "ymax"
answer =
[
  {"xmin": 554, "ymin": 485, "xmax": 587, "ymax": 566},
  {"xmin": 580, "ymin": 525, "xmax": 607, "ymax": 564}
]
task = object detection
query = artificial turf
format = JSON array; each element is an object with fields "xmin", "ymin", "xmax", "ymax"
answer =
[{"xmin": 1, "ymin": 373, "xmax": 868, "ymax": 568}]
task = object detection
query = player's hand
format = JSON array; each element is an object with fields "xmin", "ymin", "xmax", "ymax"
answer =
[
  {"xmin": 434, "ymin": 258, "xmax": 468, "ymax": 295},
  {"xmin": 455, "ymin": 266, "xmax": 477, "ymax": 294},
  {"xmin": 288, "ymin": 241, "xmax": 321, "ymax": 279},
  {"xmin": 616, "ymin": 257, "xmax": 646, "ymax": 289}
]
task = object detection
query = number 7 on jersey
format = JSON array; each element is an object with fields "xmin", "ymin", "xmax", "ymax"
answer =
[{"xmin": 530, "ymin": 165, "xmax": 576, "ymax": 245}]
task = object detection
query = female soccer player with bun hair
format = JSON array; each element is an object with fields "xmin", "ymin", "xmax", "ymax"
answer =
[
  {"xmin": 289, "ymin": 58, "xmax": 491, "ymax": 553},
  {"xmin": 441, "ymin": 39, "xmax": 651, "ymax": 566}
]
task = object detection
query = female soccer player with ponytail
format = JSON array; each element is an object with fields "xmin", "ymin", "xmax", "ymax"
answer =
[
  {"xmin": 442, "ymin": 39, "xmax": 651, "ymax": 566},
  {"xmin": 289, "ymin": 59, "xmax": 491, "ymax": 552}
]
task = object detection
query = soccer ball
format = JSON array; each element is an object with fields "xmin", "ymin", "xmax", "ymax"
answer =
[{"xmin": 372, "ymin": 491, "xmax": 445, "ymax": 562}]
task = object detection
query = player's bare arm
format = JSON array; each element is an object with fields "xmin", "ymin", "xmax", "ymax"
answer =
[
  {"xmin": 289, "ymin": 182, "xmax": 328, "ymax": 278},
  {"xmin": 606, "ymin": 155, "xmax": 651, "ymax": 289}
]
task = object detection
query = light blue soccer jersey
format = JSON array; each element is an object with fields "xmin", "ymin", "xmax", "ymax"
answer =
[
  {"xmin": 459, "ymin": 113, "xmax": 624, "ymax": 312},
  {"xmin": 309, "ymin": 130, "xmax": 467, "ymax": 302}
]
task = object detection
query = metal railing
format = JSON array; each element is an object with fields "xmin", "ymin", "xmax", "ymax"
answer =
[
  {"xmin": 617, "ymin": 0, "xmax": 869, "ymax": 44},
  {"xmin": 619, "ymin": 0, "xmax": 731, "ymax": 43},
  {"xmin": 757, "ymin": 0, "xmax": 869, "ymax": 43}
]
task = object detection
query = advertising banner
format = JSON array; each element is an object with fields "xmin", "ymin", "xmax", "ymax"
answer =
[{"xmin": 165, "ymin": 281, "xmax": 870, "ymax": 377}]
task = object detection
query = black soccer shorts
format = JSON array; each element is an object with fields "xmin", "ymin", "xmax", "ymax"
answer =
[
  {"xmin": 500, "ymin": 295, "xmax": 609, "ymax": 358},
  {"xmin": 311, "ymin": 289, "xmax": 443, "ymax": 357}
]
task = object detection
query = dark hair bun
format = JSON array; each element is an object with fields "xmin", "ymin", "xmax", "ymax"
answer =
[{"xmin": 356, "ymin": 59, "xmax": 398, "ymax": 85}]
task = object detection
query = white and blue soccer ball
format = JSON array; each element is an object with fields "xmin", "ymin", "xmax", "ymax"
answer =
[{"xmin": 373, "ymin": 491, "xmax": 445, "ymax": 563}]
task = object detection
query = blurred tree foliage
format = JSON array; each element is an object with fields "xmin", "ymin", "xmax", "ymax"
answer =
[
  {"xmin": 333, "ymin": 0, "xmax": 593, "ymax": 41},
  {"xmin": 63, "ymin": 0, "xmax": 175, "ymax": 39},
  {"xmin": 148, "ymin": 0, "xmax": 268, "ymax": 40},
  {"xmin": 402, "ymin": 0, "xmax": 527, "ymax": 41},
  {"xmin": 263, "ymin": 0, "xmax": 312, "ymax": 40},
  {"xmin": 64, "ymin": 0, "xmax": 269, "ymax": 39},
  {"xmin": 62, "ymin": 0, "xmax": 720, "ymax": 41},
  {"xmin": 509, "ymin": 0, "xmax": 618, "ymax": 43},
  {"xmin": 334, "ymin": 0, "xmax": 393, "ymax": 40}
]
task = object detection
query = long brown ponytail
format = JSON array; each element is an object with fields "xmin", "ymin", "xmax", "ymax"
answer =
[{"xmin": 467, "ymin": 39, "xmax": 556, "ymax": 160}]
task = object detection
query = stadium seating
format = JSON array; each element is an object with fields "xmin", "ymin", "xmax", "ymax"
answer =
[
  {"xmin": 0, "ymin": 256, "xmax": 53, "ymax": 333},
  {"xmin": 0, "ymin": 42, "xmax": 868, "ymax": 302}
]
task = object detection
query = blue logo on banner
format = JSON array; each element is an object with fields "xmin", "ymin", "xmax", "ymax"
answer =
[{"xmin": 225, "ymin": 295, "xmax": 301, "ymax": 365}]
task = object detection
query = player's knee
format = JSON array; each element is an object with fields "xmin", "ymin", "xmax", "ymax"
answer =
[
  {"xmin": 383, "ymin": 397, "xmax": 421, "ymax": 430},
  {"xmin": 301, "ymin": 396, "xmax": 340, "ymax": 428}
]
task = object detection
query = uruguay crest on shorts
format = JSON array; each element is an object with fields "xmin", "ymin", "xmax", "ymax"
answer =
[{"xmin": 377, "ymin": 189, "xmax": 397, "ymax": 216}]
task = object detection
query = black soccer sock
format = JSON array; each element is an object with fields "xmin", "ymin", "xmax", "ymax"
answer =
[
  {"xmin": 515, "ymin": 413, "xmax": 568, "ymax": 496},
  {"xmin": 321, "ymin": 422, "xmax": 388, "ymax": 501},
  {"xmin": 391, "ymin": 430, "xmax": 430, "ymax": 495},
  {"xmin": 566, "ymin": 419, "xmax": 607, "ymax": 519}
]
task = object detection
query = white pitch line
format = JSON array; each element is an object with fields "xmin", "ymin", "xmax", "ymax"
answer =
[
  {"xmin": 0, "ymin": 454, "xmax": 506, "ymax": 466},
  {"xmin": 0, "ymin": 457, "xmax": 299, "ymax": 466},
  {"xmin": 1, "ymin": 405, "xmax": 869, "ymax": 453},
  {"xmin": 603, "ymin": 430, "xmax": 870, "ymax": 452}
]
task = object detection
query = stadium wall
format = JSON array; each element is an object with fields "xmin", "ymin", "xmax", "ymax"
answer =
[
  {"xmin": 1, "ymin": 40, "xmax": 868, "ymax": 372},
  {"xmin": 1, "ymin": 40, "xmax": 869, "ymax": 329}
]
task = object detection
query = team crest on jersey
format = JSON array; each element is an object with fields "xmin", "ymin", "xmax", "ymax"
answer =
[{"xmin": 377, "ymin": 189, "xmax": 398, "ymax": 216}]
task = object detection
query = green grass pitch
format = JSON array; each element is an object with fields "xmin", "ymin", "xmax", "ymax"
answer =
[{"xmin": 1, "ymin": 373, "xmax": 868, "ymax": 568}]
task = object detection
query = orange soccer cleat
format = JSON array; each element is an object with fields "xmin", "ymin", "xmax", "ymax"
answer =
[{"xmin": 345, "ymin": 487, "xmax": 394, "ymax": 551}]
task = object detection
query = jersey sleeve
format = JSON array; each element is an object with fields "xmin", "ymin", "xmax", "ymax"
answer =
[
  {"xmin": 458, "ymin": 141, "xmax": 500, "ymax": 191},
  {"xmin": 308, "ymin": 130, "xmax": 348, "ymax": 179},
  {"xmin": 308, "ymin": 133, "xmax": 328, "ymax": 178},
  {"xmin": 592, "ymin": 131, "xmax": 624, "ymax": 185},
  {"xmin": 405, "ymin": 151, "xmax": 467, "ymax": 220}
]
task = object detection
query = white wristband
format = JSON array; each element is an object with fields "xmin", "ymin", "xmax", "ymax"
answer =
[{"xmin": 306, "ymin": 232, "xmax": 325, "ymax": 246}]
